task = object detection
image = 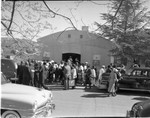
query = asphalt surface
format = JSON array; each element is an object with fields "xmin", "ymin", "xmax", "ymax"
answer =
[{"xmin": 48, "ymin": 85, "xmax": 150, "ymax": 117}]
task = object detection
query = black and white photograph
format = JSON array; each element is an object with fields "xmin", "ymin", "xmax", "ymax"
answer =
[{"xmin": 1, "ymin": 0, "xmax": 150, "ymax": 117}]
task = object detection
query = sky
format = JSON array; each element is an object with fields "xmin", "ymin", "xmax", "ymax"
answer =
[
  {"xmin": 39, "ymin": 1, "xmax": 113, "ymax": 36},
  {"xmin": 38, "ymin": 0, "xmax": 150, "ymax": 38},
  {"xmin": 1, "ymin": 0, "xmax": 150, "ymax": 40}
]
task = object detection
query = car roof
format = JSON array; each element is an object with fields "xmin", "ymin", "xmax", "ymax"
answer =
[{"xmin": 133, "ymin": 67, "xmax": 150, "ymax": 70}]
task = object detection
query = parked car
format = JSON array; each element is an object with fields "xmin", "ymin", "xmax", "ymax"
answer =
[
  {"xmin": 126, "ymin": 100, "xmax": 150, "ymax": 117},
  {"xmin": 1, "ymin": 72, "xmax": 55, "ymax": 118},
  {"xmin": 99, "ymin": 67, "xmax": 150, "ymax": 92},
  {"xmin": 1, "ymin": 58, "xmax": 18, "ymax": 82}
]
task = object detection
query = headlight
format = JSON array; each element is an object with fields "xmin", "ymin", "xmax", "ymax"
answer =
[
  {"xmin": 132, "ymin": 102, "xmax": 141, "ymax": 110},
  {"xmin": 138, "ymin": 105, "xmax": 143, "ymax": 110},
  {"xmin": 32, "ymin": 101, "xmax": 38, "ymax": 112},
  {"xmin": 132, "ymin": 104, "xmax": 138, "ymax": 111},
  {"xmin": 136, "ymin": 105, "xmax": 143, "ymax": 117},
  {"xmin": 49, "ymin": 92, "xmax": 53, "ymax": 99},
  {"xmin": 48, "ymin": 93, "xmax": 53, "ymax": 103},
  {"xmin": 132, "ymin": 103, "xmax": 143, "ymax": 117}
]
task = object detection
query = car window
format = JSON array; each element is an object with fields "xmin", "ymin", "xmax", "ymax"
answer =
[
  {"xmin": 132, "ymin": 70, "xmax": 141, "ymax": 76},
  {"xmin": 141, "ymin": 70, "xmax": 148, "ymax": 76},
  {"xmin": 132, "ymin": 70, "xmax": 136, "ymax": 75},
  {"xmin": 1, "ymin": 59, "xmax": 16, "ymax": 71},
  {"xmin": 136, "ymin": 70, "xmax": 141, "ymax": 76}
]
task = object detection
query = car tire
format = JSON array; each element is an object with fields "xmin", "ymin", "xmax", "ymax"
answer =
[{"xmin": 1, "ymin": 110, "xmax": 20, "ymax": 118}]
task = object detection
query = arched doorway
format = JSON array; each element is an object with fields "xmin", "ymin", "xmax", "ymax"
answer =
[{"xmin": 62, "ymin": 53, "xmax": 81, "ymax": 64}]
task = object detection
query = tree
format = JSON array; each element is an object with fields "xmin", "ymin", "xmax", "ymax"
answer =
[
  {"xmin": 1, "ymin": 37, "xmax": 41, "ymax": 63},
  {"xmin": 1, "ymin": 1, "xmax": 78, "ymax": 60},
  {"xmin": 95, "ymin": 0, "xmax": 150, "ymax": 65}
]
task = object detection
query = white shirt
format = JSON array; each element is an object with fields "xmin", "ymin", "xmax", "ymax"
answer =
[
  {"xmin": 72, "ymin": 68, "xmax": 77, "ymax": 79},
  {"xmin": 98, "ymin": 68, "xmax": 105, "ymax": 80},
  {"xmin": 91, "ymin": 69, "xmax": 96, "ymax": 78}
]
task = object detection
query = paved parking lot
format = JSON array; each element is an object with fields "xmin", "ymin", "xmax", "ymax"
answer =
[{"xmin": 49, "ymin": 86, "xmax": 150, "ymax": 117}]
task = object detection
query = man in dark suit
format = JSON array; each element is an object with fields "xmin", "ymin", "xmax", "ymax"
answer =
[
  {"xmin": 17, "ymin": 61, "xmax": 24, "ymax": 84},
  {"xmin": 22, "ymin": 61, "xmax": 32, "ymax": 85}
]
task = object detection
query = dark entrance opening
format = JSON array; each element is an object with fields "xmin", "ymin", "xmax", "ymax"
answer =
[{"xmin": 62, "ymin": 53, "xmax": 81, "ymax": 64}]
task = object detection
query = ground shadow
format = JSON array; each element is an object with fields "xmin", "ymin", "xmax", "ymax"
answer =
[
  {"xmin": 82, "ymin": 86, "xmax": 109, "ymax": 98},
  {"xmin": 84, "ymin": 86, "xmax": 107, "ymax": 93},
  {"xmin": 81, "ymin": 93, "xmax": 109, "ymax": 98},
  {"xmin": 50, "ymin": 89, "xmax": 65, "ymax": 91},
  {"xmin": 117, "ymin": 90, "xmax": 150, "ymax": 97}
]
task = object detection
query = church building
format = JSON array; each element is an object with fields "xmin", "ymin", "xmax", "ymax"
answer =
[{"xmin": 36, "ymin": 26, "xmax": 115, "ymax": 69}]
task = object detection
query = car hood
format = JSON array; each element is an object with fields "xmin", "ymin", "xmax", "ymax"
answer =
[
  {"xmin": 2, "ymin": 83, "xmax": 51, "ymax": 96},
  {"xmin": 1, "ymin": 83, "xmax": 53, "ymax": 110}
]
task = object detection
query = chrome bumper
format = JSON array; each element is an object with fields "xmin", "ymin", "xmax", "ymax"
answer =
[
  {"xmin": 32, "ymin": 103, "xmax": 55, "ymax": 118},
  {"xmin": 51, "ymin": 103, "xmax": 55, "ymax": 111}
]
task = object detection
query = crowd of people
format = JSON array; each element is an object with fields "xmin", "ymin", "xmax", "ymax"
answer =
[
  {"xmin": 16, "ymin": 57, "xmax": 94, "ymax": 90},
  {"xmin": 16, "ymin": 56, "xmax": 126, "ymax": 96}
]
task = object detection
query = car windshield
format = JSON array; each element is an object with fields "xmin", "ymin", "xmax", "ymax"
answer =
[
  {"xmin": 1, "ymin": 73, "xmax": 11, "ymax": 84},
  {"xmin": 1, "ymin": 59, "xmax": 16, "ymax": 71}
]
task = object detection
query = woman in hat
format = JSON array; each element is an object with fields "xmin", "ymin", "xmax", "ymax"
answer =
[{"xmin": 108, "ymin": 65, "xmax": 118, "ymax": 97}]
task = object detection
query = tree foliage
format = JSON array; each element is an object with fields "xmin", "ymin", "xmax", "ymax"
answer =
[
  {"xmin": 2, "ymin": 1, "xmax": 52, "ymax": 40},
  {"xmin": 1, "ymin": 37, "xmax": 41, "ymax": 63},
  {"xmin": 1, "ymin": 1, "xmax": 77, "ymax": 60},
  {"xmin": 95, "ymin": 0, "xmax": 150, "ymax": 64}
]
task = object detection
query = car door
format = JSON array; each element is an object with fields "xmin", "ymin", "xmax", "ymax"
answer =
[
  {"xmin": 119, "ymin": 69, "xmax": 142, "ymax": 89},
  {"xmin": 131, "ymin": 69, "xmax": 150, "ymax": 90}
]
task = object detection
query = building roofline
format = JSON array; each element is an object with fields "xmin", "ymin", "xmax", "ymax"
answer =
[{"xmin": 37, "ymin": 29, "xmax": 112, "ymax": 43}]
